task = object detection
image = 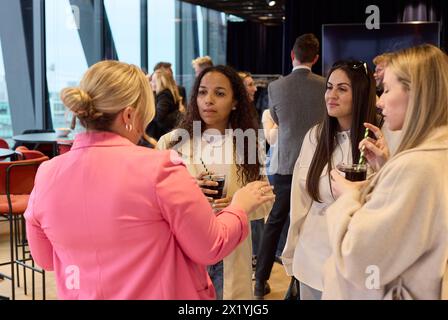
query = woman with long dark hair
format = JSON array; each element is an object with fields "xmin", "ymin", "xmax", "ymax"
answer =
[
  {"xmin": 282, "ymin": 60, "xmax": 378, "ymax": 299},
  {"xmin": 158, "ymin": 65, "xmax": 273, "ymax": 299}
]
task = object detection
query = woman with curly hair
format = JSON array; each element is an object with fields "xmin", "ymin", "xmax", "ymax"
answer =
[
  {"xmin": 158, "ymin": 65, "xmax": 273, "ymax": 300},
  {"xmin": 24, "ymin": 60, "xmax": 275, "ymax": 300}
]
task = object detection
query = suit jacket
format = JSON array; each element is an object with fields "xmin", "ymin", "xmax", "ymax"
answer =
[
  {"xmin": 269, "ymin": 68, "xmax": 326, "ymax": 175},
  {"xmin": 24, "ymin": 131, "xmax": 249, "ymax": 300}
]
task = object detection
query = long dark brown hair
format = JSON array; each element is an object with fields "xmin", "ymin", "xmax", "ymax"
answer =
[
  {"xmin": 169, "ymin": 65, "xmax": 262, "ymax": 185},
  {"xmin": 306, "ymin": 60, "xmax": 378, "ymax": 202}
]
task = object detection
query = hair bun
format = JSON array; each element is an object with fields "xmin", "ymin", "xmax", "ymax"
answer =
[{"xmin": 60, "ymin": 87, "xmax": 103, "ymax": 120}]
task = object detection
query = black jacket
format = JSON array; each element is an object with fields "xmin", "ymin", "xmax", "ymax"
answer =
[{"xmin": 146, "ymin": 89, "xmax": 180, "ymax": 140}]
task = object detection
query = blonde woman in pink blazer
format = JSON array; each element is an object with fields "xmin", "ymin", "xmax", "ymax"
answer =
[{"xmin": 24, "ymin": 60, "xmax": 274, "ymax": 300}]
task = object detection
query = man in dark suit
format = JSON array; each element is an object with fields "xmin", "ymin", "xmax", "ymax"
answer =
[
  {"xmin": 254, "ymin": 34, "xmax": 327, "ymax": 299},
  {"xmin": 153, "ymin": 62, "xmax": 187, "ymax": 106}
]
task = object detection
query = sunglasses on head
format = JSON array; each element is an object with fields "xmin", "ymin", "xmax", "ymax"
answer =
[{"xmin": 332, "ymin": 60, "xmax": 369, "ymax": 75}]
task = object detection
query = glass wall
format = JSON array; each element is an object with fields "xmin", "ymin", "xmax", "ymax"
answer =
[
  {"xmin": 196, "ymin": 6, "xmax": 205, "ymax": 57},
  {"xmin": 179, "ymin": 1, "xmax": 227, "ymax": 96},
  {"xmin": 0, "ymin": 0, "xmax": 229, "ymax": 134},
  {"xmin": 104, "ymin": 0, "xmax": 141, "ymax": 66},
  {"xmin": 147, "ymin": 0, "xmax": 176, "ymax": 73},
  {"xmin": 0, "ymin": 39, "xmax": 13, "ymax": 140},
  {"xmin": 147, "ymin": 0, "xmax": 227, "ymax": 97},
  {"xmin": 45, "ymin": 0, "xmax": 89, "ymax": 131}
]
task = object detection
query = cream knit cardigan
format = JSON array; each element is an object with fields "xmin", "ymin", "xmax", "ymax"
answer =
[{"xmin": 322, "ymin": 126, "xmax": 448, "ymax": 300}]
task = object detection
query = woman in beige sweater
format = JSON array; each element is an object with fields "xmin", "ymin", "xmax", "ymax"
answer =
[{"xmin": 323, "ymin": 44, "xmax": 448, "ymax": 299}]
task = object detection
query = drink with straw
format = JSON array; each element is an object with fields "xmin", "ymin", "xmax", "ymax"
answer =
[
  {"xmin": 203, "ymin": 174, "xmax": 226, "ymax": 199},
  {"xmin": 200, "ymin": 157, "xmax": 226, "ymax": 199},
  {"xmin": 336, "ymin": 128, "xmax": 369, "ymax": 182},
  {"xmin": 336, "ymin": 163, "xmax": 367, "ymax": 181},
  {"xmin": 358, "ymin": 127, "xmax": 370, "ymax": 166}
]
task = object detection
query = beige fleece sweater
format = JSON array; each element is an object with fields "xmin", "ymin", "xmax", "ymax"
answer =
[{"xmin": 322, "ymin": 126, "xmax": 448, "ymax": 300}]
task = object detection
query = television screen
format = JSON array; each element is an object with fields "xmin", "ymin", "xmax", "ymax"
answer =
[{"xmin": 322, "ymin": 22, "xmax": 440, "ymax": 75}]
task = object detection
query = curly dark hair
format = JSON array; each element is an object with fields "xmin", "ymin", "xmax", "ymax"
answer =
[{"xmin": 169, "ymin": 65, "xmax": 262, "ymax": 185}]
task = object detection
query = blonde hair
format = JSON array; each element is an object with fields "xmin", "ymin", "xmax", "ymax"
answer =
[
  {"xmin": 387, "ymin": 44, "xmax": 448, "ymax": 153},
  {"xmin": 238, "ymin": 71, "xmax": 252, "ymax": 80},
  {"xmin": 152, "ymin": 69, "xmax": 184, "ymax": 111},
  {"xmin": 373, "ymin": 53, "xmax": 392, "ymax": 66},
  {"xmin": 191, "ymin": 56, "xmax": 213, "ymax": 68},
  {"xmin": 60, "ymin": 60, "xmax": 155, "ymax": 142}
]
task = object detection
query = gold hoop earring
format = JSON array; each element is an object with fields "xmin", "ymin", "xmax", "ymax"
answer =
[{"xmin": 126, "ymin": 124, "xmax": 133, "ymax": 132}]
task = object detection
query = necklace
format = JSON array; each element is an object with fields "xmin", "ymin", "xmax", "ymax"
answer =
[{"xmin": 202, "ymin": 133, "xmax": 226, "ymax": 148}]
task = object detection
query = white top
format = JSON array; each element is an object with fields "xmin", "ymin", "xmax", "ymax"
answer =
[
  {"xmin": 282, "ymin": 125, "xmax": 353, "ymax": 291},
  {"xmin": 261, "ymin": 109, "xmax": 278, "ymax": 144},
  {"xmin": 197, "ymin": 132, "xmax": 233, "ymax": 197},
  {"xmin": 293, "ymin": 65, "xmax": 312, "ymax": 72},
  {"xmin": 261, "ymin": 110, "xmax": 279, "ymax": 175}
]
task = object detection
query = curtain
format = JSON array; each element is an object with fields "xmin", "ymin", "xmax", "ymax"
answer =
[{"xmin": 227, "ymin": 21, "xmax": 283, "ymax": 75}]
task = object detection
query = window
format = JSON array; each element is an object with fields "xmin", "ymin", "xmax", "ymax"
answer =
[
  {"xmin": 209, "ymin": 11, "xmax": 228, "ymax": 65},
  {"xmin": 196, "ymin": 6, "xmax": 204, "ymax": 57},
  {"xmin": 42, "ymin": 0, "xmax": 228, "ymax": 128},
  {"xmin": 147, "ymin": 0, "xmax": 176, "ymax": 74},
  {"xmin": 45, "ymin": 0, "xmax": 89, "ymax": 131},
  {"xmin": 173, "ymin": 1, "xmax": 227, "ymax": 96},
  {"xmin": 104, "ymin": 0, "xmax": 141, "ymax": 66},
  {"xmin": 0, "ymin": 38, "xmax": 13, "ymax": 139}
]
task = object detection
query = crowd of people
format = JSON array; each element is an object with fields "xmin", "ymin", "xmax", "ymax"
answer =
[{"xmin": 23, "ymin": 32, "xmax": 448, "ymax": 300}]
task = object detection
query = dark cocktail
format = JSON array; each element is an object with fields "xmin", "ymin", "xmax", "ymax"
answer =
[
  {"xmin": 204, "ymin": 174, "xmax": 226, "ymax": 199},
  {"xmin": 337, "ymin": 163, "xmax": 367, "ymax": 182}
]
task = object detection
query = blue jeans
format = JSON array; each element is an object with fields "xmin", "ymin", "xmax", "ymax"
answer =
[{"xmin": 207, "ymin": 260, "xmax": 223, "ymax": 300}]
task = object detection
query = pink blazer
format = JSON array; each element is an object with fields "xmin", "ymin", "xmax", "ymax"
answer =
[{"xmin": 24, "ymin": 131, "xmax": 248, "ymax": 300}]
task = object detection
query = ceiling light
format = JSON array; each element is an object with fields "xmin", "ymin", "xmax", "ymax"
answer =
[{"xmin": 267, "ymin": 0, "xmax": 276, "ymax": 7}]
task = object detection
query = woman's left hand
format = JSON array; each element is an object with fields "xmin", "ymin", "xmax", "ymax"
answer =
[
  {"xmin": 212, "ymin": 196, "xmax": 233, "ymax": 210},
  {"xmin": 330, "ymin": 169, "xmax": 369, "ymax": 199}
]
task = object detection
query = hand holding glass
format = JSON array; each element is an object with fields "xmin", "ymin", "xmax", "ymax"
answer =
[
  {"xmin": 202, "ymin": 174, "xmax": 226, "ymax": 199},
  {"xmin": 336, "ymin": 163, "xmax": 367, "ymax": 181}
]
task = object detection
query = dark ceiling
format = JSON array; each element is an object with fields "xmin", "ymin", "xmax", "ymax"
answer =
[{"xmin": 181, "ymin": 0, "xmax": 285, "ymax": 25}]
